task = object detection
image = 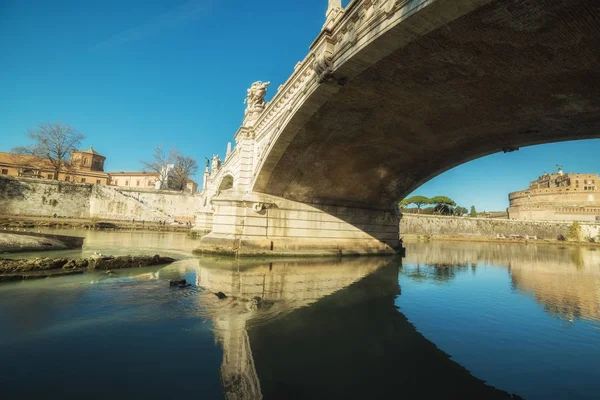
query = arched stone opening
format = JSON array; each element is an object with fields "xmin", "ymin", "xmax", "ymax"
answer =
[{"xmin": 219, "ymin": 175, "xmax": 234, "ymax": 192}]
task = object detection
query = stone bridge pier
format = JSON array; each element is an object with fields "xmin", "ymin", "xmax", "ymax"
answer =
[{"xmin": 196, "ymin": 191, "xmax": 401, "ymax": 256}]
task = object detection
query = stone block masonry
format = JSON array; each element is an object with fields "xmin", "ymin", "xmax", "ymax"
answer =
[
  {"xmin": 0, "ymin": 176, "xmax": 91, "ymax": 218},
  {"xmin": 0, "ymin": 176, "xmax": 200, "ymax": 223},
  {"xmin": 400, "ymin": 214, "xmax": 600, "ymax": 240}
]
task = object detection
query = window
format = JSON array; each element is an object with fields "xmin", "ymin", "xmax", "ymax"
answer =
[
  {"xmin": 83, "ymin": 158, "xmax": 88, "ymax": 166},
  {"xmin": 1, "ymin": 169, "xmax": 7, "ymax": 175},
  {"xmin": 65, "ymin": 176, "xmax": 70, "ymax": 182},
  {"xmin": 114, "ymin": 180, "xmax": 118, "ymax": 185},
  {"xmin": 96, "ymin": 180, "xmax": 101, "ymax": 184},
  {"xmin": 148, "ymin": 181, "xmax": 153, "ymax": 186},
  {"xmin": 125, "ymin": 180, "xmax": 129, "ymax": 186},
  {"xmin": 81, "ymin": 178, "xmax": 86, "ymax": 183},
  {"xmin": 136, "ymin": 180, "xmax": 140, "ymax": 187},
  {"xmin": 47, "ymin": 174, "xmax": 52, "ymax": 179}
]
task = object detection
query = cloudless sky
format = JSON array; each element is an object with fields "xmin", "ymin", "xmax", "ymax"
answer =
[{"xmin": 1, "ymin": 0, "xmax": 598, "ymax": 211}]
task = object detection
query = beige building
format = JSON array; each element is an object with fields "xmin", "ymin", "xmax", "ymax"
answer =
[
  {"xmin": 108, "ymin": 171, "xmax": 198, "ymax": 193},
  {"xmin": 508, "ymin": 167, "xmax": 600, "ymax": 222},
  {"xmin": 0, "ymin": 147, "xmax": 109, "ymax": 184},
  {"xmin": 108, "ymin": 172, "xmax": 159, "ymax": 189}
]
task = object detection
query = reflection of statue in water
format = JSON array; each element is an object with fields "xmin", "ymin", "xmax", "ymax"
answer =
[{"xmin": 244, "ymin": 81, "xmax": 270, "ymax": 113}]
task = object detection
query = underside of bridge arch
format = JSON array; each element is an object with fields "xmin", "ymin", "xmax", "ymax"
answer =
[
  {"xmin": 218, "ymin": 175, "xmax": 234, "ymax": 192},
  {"xmin": 253, "ymin": 0, "xmax": 600, "ymax": 209}
]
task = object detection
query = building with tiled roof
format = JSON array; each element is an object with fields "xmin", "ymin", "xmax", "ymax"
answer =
[
  {"xmin": 0, "ymin": 147, "xmax": 109, "ymax": 184},
  {"xmin": 0, "ymin": 147, "xmax": 197, "ymax": 192}
]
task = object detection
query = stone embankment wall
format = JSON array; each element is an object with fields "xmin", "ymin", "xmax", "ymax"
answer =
[
  {"xmin": 0, "ymin": 177, "xmax": 91, "ymax": 218},
  {"xmin": 90, "ymin": 186, "xmax": 200, "ymax": 222},
  {"xmin": 0, "ymin": 176, "xmax": 199, "ymax": 222},
  {"xmin": 400, "ymin": 213, "xmax": 600, "ymax": 240}
]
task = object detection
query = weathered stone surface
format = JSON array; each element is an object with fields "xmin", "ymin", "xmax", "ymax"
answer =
[
  {"xmin": 400, "ymin": 214, "xmax": 600, "ymax": 240},
  {"xmin": 88, "ymin": 254, "xmax": 176, "ymax": 270},
  {"xmin": 0, "ymin": 254, "xmax": 176, "ymax": 282},
  {"xmin": 0, "ymin": 257, "xmax": 69, "ymax": 273},
  {"xmin": 0, "ymin": 176, "xmax": 199, "ymax": 223},
  {"xmin": 0, "ymin": 231, "xmax": 84, "ymax": 253}
]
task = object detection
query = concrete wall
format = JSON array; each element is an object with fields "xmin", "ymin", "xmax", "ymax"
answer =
[
  {"xmin": 401, "ymin": 213, "xmax": 600, "ymax": 240},
  {"xmin": 0, "ymin": 176, "xmax": 199, "ymax": 222},
  {"xmin": 0, "ymin": 176, "xmax": 91, "ymax": 218}
]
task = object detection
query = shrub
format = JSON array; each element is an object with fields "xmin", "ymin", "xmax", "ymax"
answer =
[
  {"xmin": 567, "ymin": 221, "xmax": 582, "ymax": 242},
  {"xmin": 557, "ymin": 234, "xmax": 566, "ymax": 241}
]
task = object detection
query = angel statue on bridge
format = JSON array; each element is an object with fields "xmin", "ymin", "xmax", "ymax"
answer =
[{"xmin": 244, "ymin": 81, "xmax": 270, "ymax": 112}]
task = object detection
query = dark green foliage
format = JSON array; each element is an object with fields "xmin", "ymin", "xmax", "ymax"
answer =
[{"xmin": 470, "ymin": 205, "xmax": 477, "ymax": 217}]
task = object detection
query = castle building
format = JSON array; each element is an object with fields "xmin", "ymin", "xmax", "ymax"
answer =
[{"xmin": 508, "ymin": 166, "xmax": 600, "ymax": 222}]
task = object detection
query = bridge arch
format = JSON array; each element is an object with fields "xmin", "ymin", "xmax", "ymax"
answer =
[
  {"xmin": 218, "ymin": 174, "xmax": 234, "ymax": 192},
  {"xmin": 198, "ymin": 0, "xmax": 600, "ymax": 256},
  {"xmin": 252, "ymin": 0, "xmax": 600, "ymax": 208}
]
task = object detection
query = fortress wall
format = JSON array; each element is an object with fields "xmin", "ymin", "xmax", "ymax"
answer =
[
  {"xmin": 509, "ymin": 188, "xmax": 599, "ymax": 207},
  {"xmin": 508, "ymin": 187, "xmax": 600, "ymax": 221},
  {"xmin": 0, "ymin": 176, "xmax": 91, "ymax": 218},
  {"xmin": 400, "ymin": 213, "xmax": 600, "ymax": 240}
]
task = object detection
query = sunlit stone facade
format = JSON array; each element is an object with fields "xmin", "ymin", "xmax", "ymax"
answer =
[{"xmin": 508, "ymin": 168, "xmax": 600, "ymax": 222}]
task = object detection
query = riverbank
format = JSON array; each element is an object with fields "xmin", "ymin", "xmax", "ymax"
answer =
[
  {"xmin": 0, "ymin": 231, "xmax": 84, "ymax": 253},
  {"xmin": 0, "ymin": 215, "xmax": 191, "ymax": 232},
  {"xmin": 0, "ymin": 254, "xmax": 176, "ymax": 282},
  {"xmin": 402, "ymin": 234, "xmax": 600, "ymax": 248},
  {"xmin": 400, "ymin": 213, "xmax": 600, "ymax": 242}
]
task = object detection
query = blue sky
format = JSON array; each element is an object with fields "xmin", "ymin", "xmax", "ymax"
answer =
[{"xmin": 1, "ymin": 0, "xmax": 598, "ymax": 211}]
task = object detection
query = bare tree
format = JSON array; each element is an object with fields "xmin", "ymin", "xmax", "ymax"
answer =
[
  {"xmin": 171, "ymin": 155, "xmax": 198, "ymax": 191},
  {"xmin": 12, "ymin": 122, "xmax": 85, "ymax": 180},
  {"xmin": 142, "ymin": 145, "xmax": 178, "ymax": 189}
]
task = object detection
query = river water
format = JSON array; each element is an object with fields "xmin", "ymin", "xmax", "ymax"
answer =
[{"xmin": 1, "ymin": 231, "xmax": 599, "ymax": 399}]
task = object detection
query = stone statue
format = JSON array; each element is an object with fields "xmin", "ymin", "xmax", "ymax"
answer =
[
  {"xmin": 211, "ymin": 154, "xmax": 220, "ymax": 172},
  {"xmin": 205, "ymin": 157, "xmax": 210, "ymax": 168},
  {"xmin": 244, "ymin": 81, "xmax": 270, "ymax": 112}
]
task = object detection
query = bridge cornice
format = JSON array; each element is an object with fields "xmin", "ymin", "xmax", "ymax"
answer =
[{"xmin": 251, "ymin": 0, "xmax": 440, "ymax": 143}]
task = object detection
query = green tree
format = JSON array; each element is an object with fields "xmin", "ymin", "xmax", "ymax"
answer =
[
  {"xmin": 398, "ymin": 198, "xmax": 411, "ymax": 210},
  {"xmin": 469, "ymin": 205, "xmax": 477, "ymax": 217},
  {"xmin": 567, "ymin": 221, "xmax": 582, "ymax": 242},
  {"xmin": 454, "ymin": 206, "xmax": 468, "ymax": 216},
  {"xmin": 431, "ymin": 196, "xmax": 456, "ymax": 215},
  {"xmin": 404, "ymin": 196, "xmax": 432, "ymax": 214}
]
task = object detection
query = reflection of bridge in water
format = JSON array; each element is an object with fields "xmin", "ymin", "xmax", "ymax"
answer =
[
  {"xmin": 404, "ymin": 242, "xmax": 600, "ymax": 323},
  {"xmin": 193, "ymin": 256, "xmax": 518, "ymax": 399}
]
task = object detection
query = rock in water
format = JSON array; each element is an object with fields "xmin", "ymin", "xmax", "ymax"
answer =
[
  {"xmin": 246, "ymin": 298, "xmax": 259, "ymax": 311},
  {"xmin": 169, "ymin": 279, "xmax": 186, "ymax": 287},
  {"xmin": 215, "ymin": 292, "xmax": 227, "ymax": 299}
]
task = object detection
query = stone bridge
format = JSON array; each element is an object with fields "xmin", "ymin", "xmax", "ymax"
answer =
[{"xmin": 193, "ymin": 0, "xmax": 600, "ymax": 256}]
